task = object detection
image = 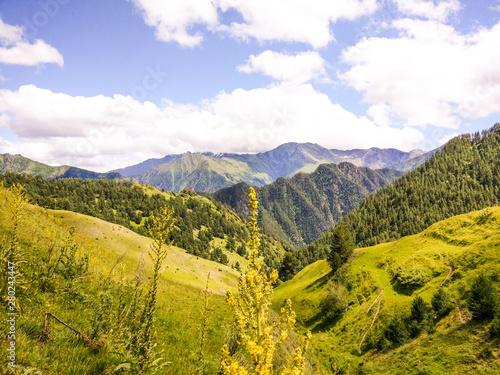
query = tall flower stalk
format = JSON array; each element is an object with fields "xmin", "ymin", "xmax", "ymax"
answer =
[
  {"xmin": 221, "ymin": 187, "xmax": 310, "ymax": 375},
  {"xmin": 132, "ymin": 206, "xmax": 175, "ymax": 374}
]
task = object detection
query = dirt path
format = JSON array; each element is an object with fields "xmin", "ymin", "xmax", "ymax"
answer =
[
  {"xmin": 366, "ymin": 289, "xmax": 384, "ymax": 314},
  {"xmin": 359, "ymin": 297, "xmax": 383, "ymax": 354},
  {"xmin": 457, "ymin": 306, "xmax": 466, "ymax": 324},
  {"xmin": 440, "ymin": 264, "xmax": 453, "ymax": 287}
]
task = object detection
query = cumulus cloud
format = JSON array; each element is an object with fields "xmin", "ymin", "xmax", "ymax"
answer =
[
  {"xmin": 340, "ymin": 19, "xmax": 500, "ymax": 129},
  {"xmin": 0, "ymin": 18, "xmax": 63, "ymax": 66},
  {"xmin": 393, "ymin": 0, "xmax": 461, "ymax": 22},
  {"xmin": 218, "ymin": 0, "xmax": 379, "ymax": 48},
  {"xmin": 237, "ymin": 50, "xmax": 328, "ymax": 84},
  {"xmin": 131, "ymin": 0, "xmax": 378, "ymax": 48},
  {"xmin": 0, "ymin": 84, "xmax": 423, "ymax": 171},
  {"xmin": 130, "ymin": 0, "xmax": 219, "ymax": 47}
]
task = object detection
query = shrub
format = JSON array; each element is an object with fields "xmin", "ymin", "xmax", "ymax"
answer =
[
  {"xmin": 431, "ymin": 289, "xmax": 452, "ymax": 319},
  {"xmin": 409, "ymin": 296, "xmax": 431, "ymax": 336},
  {"xmin": 489, "ymin": 314, "xmax": 500, "ymax": 338},
  {"xmin": 468, "ymin": 274, "xmax": 499, "ymax": 320},
  {"xmin": 385, "ymin": 315, "xmax": 410, "ymax": 345},
  {"xmin": 320, "ymin": 281, "xmax": 349, "ymax": 322}
]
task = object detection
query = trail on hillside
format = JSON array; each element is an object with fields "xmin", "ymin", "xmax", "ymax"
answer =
[
  {"xmin": 440, "ymin": 264, "xmax": 453, "ymax": 287},
  {"xmin": 366, "ymin": 288, "xmax": 384, "ymax": 314},
  {"xmin": 359, "ymin": 292, "xmax": 384, "ymax": 354},
  {"xmin": 457, "ymin": 306, "xmax": 466, "ymax": 324}
]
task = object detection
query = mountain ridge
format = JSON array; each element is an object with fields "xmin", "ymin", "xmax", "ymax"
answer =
[
  {"xmin": 214, "ymin": 162, "xmax": 402, "ymax": 246},
  {"xmin": 119, "ymin": 143, "xmax": 426, "ymax": 193},
  {"xmin": 0, "ymin": 153, "xmax": 124, "ymax": 180}
]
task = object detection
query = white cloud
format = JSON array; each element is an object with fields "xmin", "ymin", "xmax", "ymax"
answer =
[
  {"xmin": 0, "ymin": 18, "xmax": 63, "ymax": 67},
  {"xmin": 237, "ymin": 50, "xmax": 328, "ymax": 84},
  {"xmin": 367, "ymin": 103, "xmax": 392, "ymax": 127},
  {"xmin": 130, "ymin": 0, "xmax": 219, "ymax": 47},
  {"xmin": 131, "ymin": 0, "xmax": 378, "ymax": 48},
  {"xmin": 393, "ymin": 0, "xmax": 461, "ymax": 22},
  {"xmin": 0, "ymin": 18, "xmax": 23, "ymax": 45},
  {"xmin": 340, "ymin": 19, "xmax": 500, "ymax": 129},
  {"xmin": 218, "ymin": 0, "xmax": 378, "ymax": 48},
  {"xmin": 0, "ymin": 84, "xmax": 423, "ymax": 171}
]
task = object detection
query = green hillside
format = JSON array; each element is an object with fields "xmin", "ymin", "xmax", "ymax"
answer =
[
  {"xmin": 336, "ymin": 124, "xmax": 500, "ymax": 248},
  {"xmin": 214, "ymin": 162, "xmax": 401, "ymax": 247},
  {"xmin": 0, "ymin": 172, "xmax": 287, "ymax": 271},
  {"xmin": 0, "ymin": 184, "xmax": 244, "ymax": 374},
  {"xmin": 273, "ymin": 206, "xmax": 500, "ymax": 374},
  {"xmin": 0, "ymin": 153, "xmax": 123, "ymax": 180},
  {"xmin": 300, "ymin": 124, "xmax": 500, "ymax": 268}
]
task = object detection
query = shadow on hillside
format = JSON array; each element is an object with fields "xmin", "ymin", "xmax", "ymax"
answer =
[
  {"xmin": 308, "ymin": 314, "xmax": 343, "ymax": 333},
  {"xmin": 304, "ymin": 271, "xmax": 332, "ymax": 292},
  {"xmin": 391, "ymin": 279, "xmax": 422, "ymax": 296}
]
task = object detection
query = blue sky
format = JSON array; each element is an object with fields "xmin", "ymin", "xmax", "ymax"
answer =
[{"xmin": 0, "ymin": 0, "xmax": 499, "ymax": 171}]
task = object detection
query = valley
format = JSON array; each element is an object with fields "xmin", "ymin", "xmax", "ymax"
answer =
[{"xmin": 0, "ymin": 125, "xmax": 499, "ymax": 374}]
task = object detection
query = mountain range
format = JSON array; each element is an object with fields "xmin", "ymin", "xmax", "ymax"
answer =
[
  {"xmin": 2, "ymin": 124, "xmax": 500, "ymax": 374},
  {"xmin": 113, "ymin": 142, "xmax": 429, "ymax": 193}
]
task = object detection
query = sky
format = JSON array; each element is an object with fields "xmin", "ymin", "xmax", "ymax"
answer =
[{"xmin": 0, "ymin": 0, "xmax": 499, "ymax": 172}]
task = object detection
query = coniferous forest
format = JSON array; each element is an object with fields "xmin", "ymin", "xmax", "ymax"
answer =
[{"xmin": 299, "ymin": 124, "xmax": 500, "ymax": 267}]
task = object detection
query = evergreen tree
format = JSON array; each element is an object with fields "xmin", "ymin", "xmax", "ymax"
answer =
[
  {"xmin": 327, "ymin": 225, "xmax": 354, "ymax": 273},
  {"xmin": 468, "ymin": 274, "xmax": 499, "ymax": 320},
  {"xmin": 409, "ymin": 296, "xmax": 430, "ymax": 336},
  {"xmin": 431, "ymin": 289, "xmax": 452, "ymax": 319}
]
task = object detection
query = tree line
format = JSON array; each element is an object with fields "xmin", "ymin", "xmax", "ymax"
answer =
[{"xmin": 0, "ymin": 173, "xmax": 286, "ymax": 269}]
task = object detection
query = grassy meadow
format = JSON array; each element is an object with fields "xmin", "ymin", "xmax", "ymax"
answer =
[{"xmin": 274, "ymin": 206, "xmax": 500, "ymax": 374}]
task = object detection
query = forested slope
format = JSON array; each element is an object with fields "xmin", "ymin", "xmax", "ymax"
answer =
[
  {"xmin": 300, "ymin": 124, "xmax": 500, "ymax": 266},
  {"xmin": 0, "ymin": 173, "xmax": 287, "ymax": 270},
  {"xmin": 214, "ymin": 162, "xmax": 401, "ymax": 246}
]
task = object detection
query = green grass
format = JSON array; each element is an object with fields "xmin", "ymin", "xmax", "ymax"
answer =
[
  {"xmin": 51, "ymin": 209, "xmax": 241, "ymax": 295},
  {"xmin": 274, "ymin": 206, "xmax": 500, "ymax": 374},
  {"xmin": 0, "ymin": 187, "xmax": 240, "ymax": 374}
]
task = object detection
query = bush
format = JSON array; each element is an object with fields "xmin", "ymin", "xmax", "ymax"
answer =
[
  {"xmin": 385, "ymin": 315, "xmax": 409, "ymax": 346},
  {"xmin": 468, "ymin": 274, "xmax": 499, "ymax": 320},
  {"xmin": 409, "ymin": 296, "xmax": 431, "ymax": 336},
  {"xmin": 320, "ymin": 281, "xmax": 349, "ymax": 321},
  {"xmin": 431, "ymin": 289, "xmax": 452, "ymax": 319},
  {"xmin": 489, "ymin": 314, "xmax": 500, "ymax": 338}
]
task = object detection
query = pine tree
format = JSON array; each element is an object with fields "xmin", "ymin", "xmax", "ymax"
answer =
[
  {"xmin": 327, "ymin": 225, "xmax": 354, "ymax": 273},
  {"xmin": 468, "ymin": 274, "xmax": 499, "ymax": 320}
]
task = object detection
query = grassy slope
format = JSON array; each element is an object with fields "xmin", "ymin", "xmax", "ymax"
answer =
[
  {"xmin": 273, "ymin": 206, "xmax": 500, "ymax": 374},
  {"xmin": 0, "ymin": 153, "xmax": 69, "ymax": 178},
  {"xmin": 0, "ymin": 186, "xmax": 247, "ymax": 374},
  {"xmin": 51, "ymin": 210, "xmax": 242, "ymax": 295}
]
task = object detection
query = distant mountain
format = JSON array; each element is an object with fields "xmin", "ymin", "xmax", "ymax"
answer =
[
  {"xmin": 112, "ymin": 153, "xmax": 188, "ymax": 177},
  {"xmin": 0, "ymin": 153, "xmax": 123, "ymax": 180},
  {"xmin": 330, "ymin": 147, "xmax": 426, "ymax": 170},
  {"xmin": 386, "ymin": 147, "xmax": 440, "ymax": 172},
  {"xmin": 137, "ymin": 153, "xmax": 271, "ymax": 193},
  {"xmin": 214, "ymin": 162, "xmax": 402, "ymax": 246},
  {"xmin": 119, "ymin": 143, "xmax": 424, "ymax": 193}
]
